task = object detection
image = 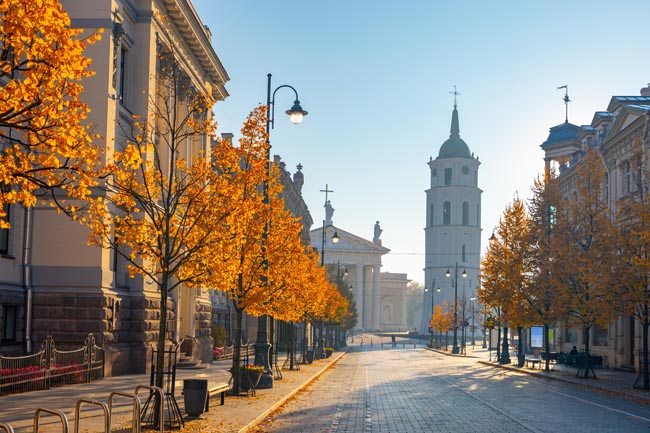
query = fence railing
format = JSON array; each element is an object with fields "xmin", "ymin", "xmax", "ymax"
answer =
[
  {"xmin": 0, "ymin": 333, "xmax": 104, "ymax": 396},
  {"xmin": 213, "ymin": 342, "xmax": 255, "ymax": 361}
]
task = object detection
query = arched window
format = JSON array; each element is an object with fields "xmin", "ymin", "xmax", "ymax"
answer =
[
  {"xmin": 462, "ymin": 245, "xmax": 466, "ymax": 262},
  {"xmin": 443, "ymin": 201, "xmax": 451, "ymax": 225},
  {"xmin": 462, "ymin": 201, "xmax": 469, "ymax": 226}
]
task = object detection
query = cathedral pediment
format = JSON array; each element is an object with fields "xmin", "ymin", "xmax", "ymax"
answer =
[{"xmin": 311, "ymin": 226, "xmax": 390, "ymax": 255}]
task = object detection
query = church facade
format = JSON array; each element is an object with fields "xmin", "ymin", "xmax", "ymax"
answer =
[
  {"xmin": 420, "ymin": 101, "xmax": 482, "ymax": 335},
  {"xmin": 310, "ymin": 212, "xmax": 408, "ymax": 332}
]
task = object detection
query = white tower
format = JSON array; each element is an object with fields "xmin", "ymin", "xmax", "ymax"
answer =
[{"xmin": 420, "ymin": 99, "xmax": 482, "ymax": 335}]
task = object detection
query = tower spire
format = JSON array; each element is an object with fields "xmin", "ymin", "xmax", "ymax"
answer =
[{"xmin": 449, "ymin": 85, "xmax": 461, "ymax": 137}]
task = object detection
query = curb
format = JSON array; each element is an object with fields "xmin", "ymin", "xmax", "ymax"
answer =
[
  {"xmin": 478, "ymin": 360, "xmax": 650, "ymax": 406},
  {"xmin": 238, "ymin": 347, "xmax": 350, "ymax": 433}
]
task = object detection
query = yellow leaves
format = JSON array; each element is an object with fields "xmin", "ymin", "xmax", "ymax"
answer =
[{"xmin": 0, "ymin": 0, "xmax": 101, "ymax": 227}]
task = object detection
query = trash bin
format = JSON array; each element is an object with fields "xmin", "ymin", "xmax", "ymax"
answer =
[
  {"xmin": 306, "ymin": 350, "xmax": 314, "ymax": 364},
  {"xmin": 184, "ymin": 379, "xmax": 208, "ymax": 417}
]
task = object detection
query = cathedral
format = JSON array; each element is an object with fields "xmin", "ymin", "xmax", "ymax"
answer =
[{"xmin": 420, "ymin": 98, "xmax": 482, "ymax": 338}]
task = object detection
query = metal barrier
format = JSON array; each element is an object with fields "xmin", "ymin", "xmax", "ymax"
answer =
[
  {"xmin": 0, "ymin": 333, "xmax": 104, "ymax": 396},
  {"xmin": 135, "ymin": 385, "xmax": 165, "ymax": 433},
  {"xmin": 33, "ymin": 408, "xmax": 69, "ymax": 433},
  {"xmin": 108, "ymin": 391, "xmax": 141, "ymax": 433},
  {"xmin": 74, "ymin": 398, "xmax": 110, "ymax": 433},
  {"xmin": 0, "ymin": 423, "xmax": 14, "ymax": 433}
]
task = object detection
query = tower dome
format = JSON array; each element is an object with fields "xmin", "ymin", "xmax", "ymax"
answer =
[{"xmin": 438, "ymin": 104, "xmax": 471, "ymax": 159}]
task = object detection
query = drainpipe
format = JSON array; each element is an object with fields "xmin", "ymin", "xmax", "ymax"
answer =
[{"xmin": 22, "ymin": 205, "xmax": 33, "ymax": 354}]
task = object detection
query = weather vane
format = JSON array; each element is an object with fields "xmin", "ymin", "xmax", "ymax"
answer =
[{"xmin": 557, "ymin": 85, "xmax": 570, "ymax": 123}]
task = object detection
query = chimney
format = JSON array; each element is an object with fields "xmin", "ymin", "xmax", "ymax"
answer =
[{"xmin": 221, "ymin": 132, "xmax": 233, "ymax": 144}]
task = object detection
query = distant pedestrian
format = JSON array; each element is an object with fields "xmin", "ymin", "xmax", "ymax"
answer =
[{"xmin": 391, "ymin": 335, "xmax": 396, "ymax": 348}]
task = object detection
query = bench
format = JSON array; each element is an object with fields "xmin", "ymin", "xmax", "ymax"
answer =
[
  {"xmin": 205, "ymin": 382, "xmax": 231, "ymax": 412},
  {"xmin": 524, "ymin": 356, "xmax": 542, "ymax": 369}
]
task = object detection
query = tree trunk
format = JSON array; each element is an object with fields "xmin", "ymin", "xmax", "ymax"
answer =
[
  {"xmin": 231, "ymin": 305, "xmax": 243, "ymax": 394},
  {"xmin": 581, "ymin": 325, "xmax": 592, "ymax": 379},
  {"xmin": 643, "ymin": 318, "xmax": 649, "ymax": 390}
]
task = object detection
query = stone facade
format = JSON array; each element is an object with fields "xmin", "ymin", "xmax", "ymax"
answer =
[
  {"xmin": 541, "ymin": 85, "xmax": 650, "ymax": 371},
  {"xmin": 0, "ymin": 0, "xmax": 229, "ymax": 376}
]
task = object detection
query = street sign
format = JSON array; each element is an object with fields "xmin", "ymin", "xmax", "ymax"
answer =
[{"xmin": 463, "ymin": 320, "xmax": 469, "ymax": 327}]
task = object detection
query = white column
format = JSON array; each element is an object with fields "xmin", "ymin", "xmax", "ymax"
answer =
[
  {"xmin": 401, "ymin": 285, "xmax": 408, "ymax": 330},
  {"xmin": 355, "ymin": 264, "xmax": 364, "ymax": 330},
  {"xmin": 372, "ymin": 264, "xmax": 381, "ymax": 330},
  {"xmin": 363, "ymin": 266, "xmax": 372, "ymax": 329}
]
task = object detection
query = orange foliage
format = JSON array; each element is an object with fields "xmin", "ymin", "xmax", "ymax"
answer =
[{"xmin": 0, "ymin": 0, "xmax": 102, "ymax": 226}]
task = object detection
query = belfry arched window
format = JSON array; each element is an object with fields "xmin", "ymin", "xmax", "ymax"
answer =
[
  {"xmin": 462, "ymin": 201, "xmax": 469, "ymax": 226},
  {"xmin": 443, "ymin": 201, "xmax": 451, "ymax": 225}
]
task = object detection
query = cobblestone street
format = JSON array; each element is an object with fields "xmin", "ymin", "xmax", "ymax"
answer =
[{"xmin": 252, "ymin": 345, "xmax": 650, "ymax": 433}]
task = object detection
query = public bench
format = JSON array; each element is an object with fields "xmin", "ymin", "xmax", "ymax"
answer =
[
  {"xmin": 524, "ymin": 356, "xmax": 542, "ymax": 369},
  {"xmin": 205, "ymin": 382, "xmax": 231, "ymax": 411}
]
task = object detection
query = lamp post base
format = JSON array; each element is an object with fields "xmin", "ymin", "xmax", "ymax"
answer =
[{"xmin": 451, "ymin": 345, "xmax": 460, "ymax": 354}]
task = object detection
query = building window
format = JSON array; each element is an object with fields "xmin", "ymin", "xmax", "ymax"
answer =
[
  {"xmin": 626, "ymin": 160, "xmax": 631, "ymax": 195},
  {"xmin": 565, "ymin": 327, "xmax": 578, "ymax": 343},
  {"xmin": 429, "ymin": 203, "xmax": 434, "ymax": 227},
  {"xmin": 593, "ymin": 324, "xmax": 608, "ymax": 346},
  {"xmin": 0, "ymin": 198, "xmax": 9, "ymax": 255},
  {"xmin": 2, "ymin": 305, "xmax": 17, "ymax": 342},
  {"xmin": 604, "ymin": 173, "xmax": 609, "ymax": 205},
  {"xmin": 443, "ymin": 201, "xmax": 451, "ymax": 225},
  {"xmin": 444, "ymin": 168, "xmax": 452, "ymax": 186},
  {"xmin": 118, "ymin": 47, "xmax": 128, "ymax": 106},
  {"xmin": 462, "ymin": 201, "xmax": 469, "ymax": 226},
  {"xmin": 462, "ymin": 245, "xmax": 466, "ymax": 262}
]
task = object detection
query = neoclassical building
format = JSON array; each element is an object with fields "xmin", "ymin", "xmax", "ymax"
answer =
[
  {"xmin": 0, "ymin": 0, "xmax": 229, "ymax": 375},
  {"xmin": 420, "ymin": 101, "xmax": 482, "ymax": 334},
  {"xmin": 541, "ymin": 84, "xmax": 650, "ymax": 371},
  {"xmin": 311, "ymin": 212, "xmax": 407, "ymax": 332}
]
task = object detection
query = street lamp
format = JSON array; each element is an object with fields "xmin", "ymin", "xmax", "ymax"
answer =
[
  {"xmin": 254, "ymin": 73, "xmax": 308, "ymax": 389},
  {"xmin": 445, "ymin": 263, "xmax": 467, "ymax": 354},
  {"xmin": 470, "ymin": 297, "xmax": 476, "ymax": 347},
  {"xmin": 316, "ymin": 213, "xmax": 339, "ymax": 359},
  {"xmin": 425, "ymin": 283, "xmax": 440, "ymax": 348}
]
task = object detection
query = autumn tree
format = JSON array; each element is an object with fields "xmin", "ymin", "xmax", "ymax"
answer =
[
  {"xmin": 83, "ymin": 22, "xmax": 232, "ymax": 397},
  {"xmin": 524, "ymin": 171, "xmax": 566, "ymax": 370},
  {"xmin": 551, "ymin": 148, "xmax": 617, "ymax": 378},
  {"xmin": 0, "ymin": 0, "xmax": 101, "ymax": 225},
  {"xmin": 479, "ymin": 195, "xmax": 532, "ymax": 364},
  {"xmin": 614, "ymin": 137, "xmax": 650, "ymax": 389},
  {"xmin": 430, "ymin": 302, "xmax": 452, "ymax": 349}
]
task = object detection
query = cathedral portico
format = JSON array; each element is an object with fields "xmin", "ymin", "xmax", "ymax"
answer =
[{"xmin": 311, "ymin": 215, "xmax": 406, "ymax": 332}]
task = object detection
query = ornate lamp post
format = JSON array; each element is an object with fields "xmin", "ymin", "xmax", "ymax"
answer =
[
  {"xmin": 446, "ymin": 263, "xmax": 467, "ymax": 354},
  {"xmin": 254, "ymin": 73, "xmax": 308, "ymax": 389},
  {"xmin": 424, "ymin": 282, "xmax": 440, "ymax": 348},
  {"xmin": 316, "ymin": 207, "xmax": 339, "ymax": 359},
  {"xmin": 470, "ymin": 297, "xmax": 476, "ymax": 347}
]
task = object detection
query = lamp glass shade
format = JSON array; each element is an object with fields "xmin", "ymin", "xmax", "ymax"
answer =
[
  {"xmin": 332, "ymin": 231, "xmax": 340, "ymax": 243},
  {"xmin": 445, "ymin": 269, "xmax": 451, "ymax": 278},
  {"xmin": 290, "ymin": 111, "xmax": 303, "ymax": 124},
  {"xmin": 462, "ymin": 269, "xmax": 467, "ymax": 278}
]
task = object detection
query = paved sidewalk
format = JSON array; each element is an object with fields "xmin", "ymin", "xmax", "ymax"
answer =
[
  {"xmin": 430, "ymin": 344, "xmax": 650, "ymax": 405},
  {"xmin": 4, "ymin": 336, "xmax": 650, "ymax": 432},
  {"xmin": 0, "ymin": 347, "xmax": 348, "ymax": 433}
]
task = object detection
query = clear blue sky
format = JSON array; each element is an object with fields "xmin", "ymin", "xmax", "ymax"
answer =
[{"xmin": 193, "ymin": 0, "xmax": 650, "ymax": 285}]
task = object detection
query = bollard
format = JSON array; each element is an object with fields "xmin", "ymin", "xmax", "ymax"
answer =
[{"xmin": 0, "ymin": 423, "xmax": 15, "ymax": 433}]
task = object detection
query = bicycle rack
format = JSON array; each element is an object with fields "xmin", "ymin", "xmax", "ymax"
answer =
[
  {"xmin": 135, "ymin": 385, "xmax": 165, "ymax": 433},
  {"xmin": 0, "ymin": 423, "xmax": 14, "ymax": 433},
  {"xmin": 33, "ymin": 408, "xmax": 69, "ymax": 433},
  {"xmin": 74, "ymin": 398, "xmax": 110, "ymax": 433},
  {"xmin": 108, "ymin": 391, "xmax": 141, "ymax": 433}
]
